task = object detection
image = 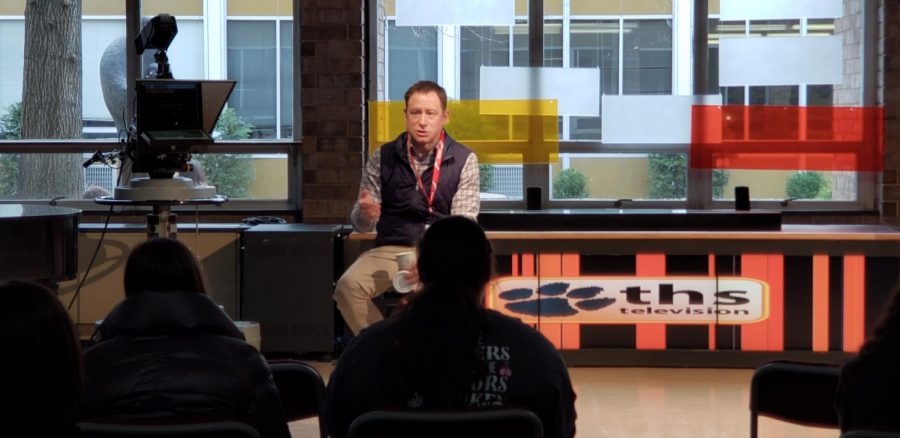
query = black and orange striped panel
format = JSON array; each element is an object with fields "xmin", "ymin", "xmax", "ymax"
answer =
[{"xmin": 492, "ymin": 252, "xmax": 899, "ymax": 353}]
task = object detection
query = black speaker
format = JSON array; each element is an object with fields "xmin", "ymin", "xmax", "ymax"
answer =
[
  {"xmin": 735, "ymin": 186, "xmax": 750, "ymax": 211},
  {"xmin": 526, "ymin": 187, "xmax": 542, "ymax": 210}
]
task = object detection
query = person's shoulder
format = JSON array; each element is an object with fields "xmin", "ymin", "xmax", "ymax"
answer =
[
  {"xmin": 485, "ymin": 311, "xmax": 552, "ymax": 344},
  {"xmin": 842, "ymin": 354, "xmax": 894, "ymax": 381},
  {"xmin": 377, "ymin": 133, "xmax": 406, "ymax": 154},
  {"xmin": 448, "ymin": 137, "xmax": 474, "ymax": 155},
  {"xmin": 331, "ymin": 318, "xmax": 402, "ymax": 380},
  {"xmin": 345, "ymin": 317, "xmax": 401, "ymax": 353}
]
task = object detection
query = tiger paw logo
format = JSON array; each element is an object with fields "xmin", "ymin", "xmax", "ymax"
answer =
[
  {"xmin": 490, "ymin": 277, "xmax": 768, "ymax": 324},
  {"xmin": 498, "ymin": 281, "xmax": 616, "ymax": 317}
]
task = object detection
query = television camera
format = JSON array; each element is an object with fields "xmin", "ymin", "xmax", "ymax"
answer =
[{"xmin": 85, "ymin": 13, "xmax": 235, "ymax": 202}]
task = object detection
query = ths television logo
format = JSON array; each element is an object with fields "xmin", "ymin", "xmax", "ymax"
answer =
[{"xmin": 488, "ymin": 276, "xmax": 768, "ymax": 324}]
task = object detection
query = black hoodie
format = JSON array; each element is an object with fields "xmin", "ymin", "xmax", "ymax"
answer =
[{"xmin": 80, "ymin": 291, "xmax": 290, "ymax": 438}]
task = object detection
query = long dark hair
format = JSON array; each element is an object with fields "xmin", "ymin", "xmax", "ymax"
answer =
[
  {"xmin": 124, "ymin": 238, "xmax": 207, "ymax": 297},
  {"xmin": 860, "ymin": 283, "xmax": 900, "ymax": 361},
  {"xmin": 0, "ymin": 280, "xmax": 83, "ymax": 428},
  {"xmin": 395, "ymin": 216, "xmax": 494, "ymax": 405}
]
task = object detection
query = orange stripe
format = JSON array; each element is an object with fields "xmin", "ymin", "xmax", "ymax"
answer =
[
  {"xmin": 767, "ymin": 254, "xmax": 785, "ymax": 351},
  {"xmin": 812, "ymin": 255, "xmax": 830, "ymax": 352},
  {"xmin": 537, "ymin": 253, "xmax": 563, "ymax": 349},
  {"xmin": 561, "ymin": 253, "xmax": 581, "ymax": 350},
  {"xmin": 521, "ymin": 253, "xmax": 535, "ymax": 276},
  {"xmin": 708, "ymin": 253, "xmax": 716, "ymax": 351},
  {"xmin": 511, "ymin": 254, "xmax": 519, "ymax": 277},
  {"xmin": 843, "ymin": 255, "xmax": 866, "ymax": 352},
  {"xmin": 740, "ymin": 254, "xmax": 784, "ymax": 351},
  {"xmin": 518, "ymin": 254, "xmax": 537, "ymax": 331},
  {"xmin": 635, "ymin": 253, "xmax": 666, "ymax": 350}
]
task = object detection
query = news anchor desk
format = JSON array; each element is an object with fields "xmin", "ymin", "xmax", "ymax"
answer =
[{"xmin": 344, "ymin": 211, "xmax": 900, "ymax": 367}]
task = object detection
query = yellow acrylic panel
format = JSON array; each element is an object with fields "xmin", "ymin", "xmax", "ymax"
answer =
[
  {"xmin": 227, "ymin": 0, "xmax": 293, "ymax": 17},
  {"xmin": 368, "ymin": 99, "xmax": 559, "ymax": 164},
  {"xmin": 140, "ymin": 0, "xmax": 204, "ymax": 17},
  {"xmin": 570, "ymin": 0, "xmax": 672, "ymax": 16}
]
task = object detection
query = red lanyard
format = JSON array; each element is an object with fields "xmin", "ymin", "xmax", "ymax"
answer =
[{"xmin": 407, "ymin": 131, "xmax": 445, "ymax": 214}]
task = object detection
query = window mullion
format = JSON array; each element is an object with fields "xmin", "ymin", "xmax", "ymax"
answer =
[
  {"xmin": 522, "ymin": 0, "xmax": 545, "ymax": 207},
  {"xmin": 687, "ymin": 0, "xmax": 711, "ymax": 208}
]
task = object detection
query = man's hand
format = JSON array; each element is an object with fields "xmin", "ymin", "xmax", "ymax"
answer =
[
  {"xmin": 357, "ymin": 188, "xmax": 381, "ymax": 222},
  {"xmin": 403, "ymin": 262, "xmax": 419, "ymax": 288}
]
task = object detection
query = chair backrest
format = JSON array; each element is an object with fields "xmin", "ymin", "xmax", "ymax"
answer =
[
  {"xmin": 749, "ymin": 360, "xmax": 841, "ymax": 438},
  {"xmin": 77, "ymin": 421, "xmax": 260, "ymax": 438},
  {"xmin": 268, "ymin": 360, "xmax": 327, "ymax": 438},
  {"xmin": 346, "ymin": 409, "xmax": 543, "ymax": 438}
]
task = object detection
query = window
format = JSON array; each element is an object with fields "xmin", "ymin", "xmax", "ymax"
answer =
[
  {"xmin": 709, "ymin": 15, "xmax": 850, "ymax": 204},
  {"xmin": 387, "ymin": 21, "xmax": 438, "ymax": 101},
  {"xmin": 374, "ymin": 0, "xmax": 871, "ymax": 210},
  {"xmin": 0, "ymin": 0, "xmax": 296, "ymax": 205}
]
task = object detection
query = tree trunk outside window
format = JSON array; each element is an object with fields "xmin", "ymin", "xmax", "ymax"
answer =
[{"xmin": 17, "ymin": 0, "xmax": 83, "ymax": 200}]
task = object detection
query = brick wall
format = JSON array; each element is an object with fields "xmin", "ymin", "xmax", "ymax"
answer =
[
  {"xmin": 882, "ymin": 0, "xmax": 900, "ymax": 224},
  {"xmin": 300, "ymin": 0, "xmax": 366, "ymax": 224},
  {"xmin": 832, "ymin": 0, "xmax": 863, "ymax": 201}
]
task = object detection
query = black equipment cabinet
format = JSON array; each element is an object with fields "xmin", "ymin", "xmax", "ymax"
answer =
[{"xmin": 241, "ymin": 224, "xmax": 342, "ymax": 354}]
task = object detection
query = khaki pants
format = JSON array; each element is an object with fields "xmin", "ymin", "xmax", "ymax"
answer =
[{"xmin": 333, "ymin": 245, "xmax": 412, "ymax": 334}]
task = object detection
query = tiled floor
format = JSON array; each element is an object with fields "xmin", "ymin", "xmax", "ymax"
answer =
[{"xmin": 289, "ymin": 363, "xmax": 837, "ymax": 438}]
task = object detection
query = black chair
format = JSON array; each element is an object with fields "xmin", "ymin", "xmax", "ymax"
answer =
[
  {"xmin": 346, "ymin": 409, "xmax": 543, "ymax": 438},
  {"xmin": 77, "ymin": 421, "xmax": 260, "ymax": 438},
  {"xmin": 268, "ymin": 360, "xmax": 327, "ymax": 438},
  {"xmin": 749, "ymin": 360, "xmax": 841, "ymax": 438},
  {"xmin": 842, "ymin": 431, "xmax": 900, "ymax": 438}
]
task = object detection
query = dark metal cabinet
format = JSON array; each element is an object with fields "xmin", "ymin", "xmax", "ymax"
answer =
[{"xmin": 241, "ymin": 224, "xmax": 341, "ymax": 354}]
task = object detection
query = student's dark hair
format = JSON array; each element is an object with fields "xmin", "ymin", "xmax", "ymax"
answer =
[
  {"xmin": 124, "ymin": 238, "xmax": 207, "ymax": 297},
  {"xmin": 0, "ymin": 280, "xmax": 83, "ymax": 428},
  {"xmin": 860, "ymin": 283, "xmax": 900, "ymax": 360},
  {"xmin": 404, "ymin": 80, "xmax": 448, "ymax": 110},
  {"xmin": 395, "ymin": 216, "xmax": 494, "ymax": 405}
]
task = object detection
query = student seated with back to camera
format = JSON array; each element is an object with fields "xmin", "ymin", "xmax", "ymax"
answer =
[
  {"xmin": 325, "ymin": 216, "xmax": 577, "ymax": 438},
  {"xmin": 79, "ymin": 238, "xmax": 290, "ymax": 438},
  {"xmin": 837, "ymin": 283, "xmax": 900, "ymax": 433},
  {"xmin": 0, "ymin": 280, "xmax": 84, "ymax": 437}
]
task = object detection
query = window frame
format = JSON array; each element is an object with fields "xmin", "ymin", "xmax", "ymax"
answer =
[{"xmin": 0, "ymin": 0, "xmax": 302, "ymax": 213}]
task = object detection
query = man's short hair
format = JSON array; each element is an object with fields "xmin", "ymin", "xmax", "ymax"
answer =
[{"xmin": 404, "ymin": 80, "xmax": 448, "ymax": 110}]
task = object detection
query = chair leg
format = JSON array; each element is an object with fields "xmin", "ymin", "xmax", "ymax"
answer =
[{"xmin": 750, "ymin": 413, "xmax": 758, "ymax": 438}]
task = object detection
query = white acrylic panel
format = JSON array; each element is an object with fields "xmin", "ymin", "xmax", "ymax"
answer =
[
  {"xmin": 719, "ymin": 36, "xmax": 842, "ymax": 86},
  {"xmin": 720, "ymin": 0, "xmax": 842, "ymax": 20},
  {"xmin": 479, "ymin": 66, "xmax": 601, "ymax": 117},
  {"xmin": 396, "ymin": 0, "xmax": 515, "ymax": 26},
  {"xmin": 601, "ymin": 95, "xmax": 722, "ymax": 144},
  {"xmin": 0, "ymin": 21, "xmax": 25, "ymax": 114}
]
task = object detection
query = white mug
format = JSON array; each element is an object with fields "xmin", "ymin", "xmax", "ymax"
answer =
[{"xmin": 393, "ymin": 251, "xmax": 417, "ymax": 293}]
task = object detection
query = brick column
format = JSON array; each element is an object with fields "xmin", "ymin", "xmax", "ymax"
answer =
[
  {"xmin": 833, "ymin": 0, "xmax": 863, "ymax": 201},
  {"xmin": 300, "ymin": 0, "xmax": 366, "ymax": 224},
  {"xmin": 881, "ymin": 0, "xmax": 900, "ymax": 224}
]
